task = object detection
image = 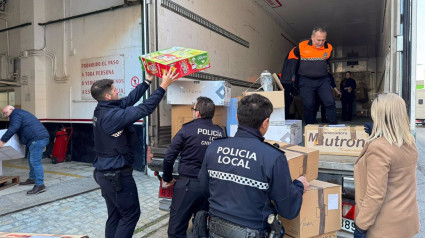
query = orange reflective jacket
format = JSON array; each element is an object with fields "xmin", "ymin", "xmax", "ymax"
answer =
[{"xmin": 297, "ymin": 40, "xmax": 332, "ymax": 78}]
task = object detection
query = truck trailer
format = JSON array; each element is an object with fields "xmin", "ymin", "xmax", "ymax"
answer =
[
  {"xmin": 0, "ymin": 0, "xmax": 419, "ymax": 236},
  {"xmin": 143, "ymin": 0, "xmax": 419, "ymax": 236}
]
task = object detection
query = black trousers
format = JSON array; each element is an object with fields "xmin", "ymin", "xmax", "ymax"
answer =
[
  {"xmin": 341, "ymin": 96, "xmax": 354, "ymax": 121},
  {"xmin": 314, "ymin": 94, "xmax": 327, "ymax": 123},
  {"xmin": 94, "ymin": 169, "xmax": 141, "ymax": 238},
  {"xmin": 299, "ymin": 76, "xmax": 337, "ymax": 124},
  {"xmin": 168, "ymin": 177, "xmax": 209, "ymax": 238}
]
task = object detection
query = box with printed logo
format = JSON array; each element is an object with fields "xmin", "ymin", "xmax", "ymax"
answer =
[
  {"xmin": 171, "ymin": 105, "xmax": 227, "ymax": 139},
  {"xmin": 265, "ymin": 140, "xmax": 318, "ymax": 182},
  {"xmin": 279, "ymin": 180, "xmax": 341, "ymax": 238},
  {"xmin": 263, "ymin": 120, "xmax": 302, "ymax": 145},
  {"xmin": 167, "ymin": 80, "xmax": 231, "ymax": 106},
  {"xmin": 304, "ymin": 124, "xmax": 369, "ymax": 156},
  {"xmin": 140, "ymin": 46, "xmax": 210, "ymax": 78}
]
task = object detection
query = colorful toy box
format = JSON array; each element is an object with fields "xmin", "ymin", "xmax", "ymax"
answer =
[{"xmin": 139, "ymin": 47, "xmax": 210, "ymax": 78}]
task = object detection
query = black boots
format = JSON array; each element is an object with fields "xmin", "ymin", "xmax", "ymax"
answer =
[
  {"xmin": 27, "ymin": 184, "xmax": 46, "ymax": 195},
  {"xmin": 19, "ymin": 178, "xmax": 35, "ymax": 185}
]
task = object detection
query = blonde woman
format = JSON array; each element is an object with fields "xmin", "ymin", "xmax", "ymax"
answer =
[{"xmin": 354, "ymin": 93, "xmax": 420, "ymax": 238}]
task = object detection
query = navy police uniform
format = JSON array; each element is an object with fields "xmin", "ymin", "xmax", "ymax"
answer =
[
  {"xmin": 281, "ymin": 39, "xmax": 337, "ymax": 124},
  {"xmin": 199, "ymin": 125, "xmax": 304, "ymax": 237},
  {"xmin": 164, "ymin": 118, "xmax": 224, "ymax": 238},
  {"xmin": 314, "ymin": 73, "xmax": 338, "ymax": 123},
  {"xmin": 92, "ymin": 81, "xmax": 165, "ymax": 238}
]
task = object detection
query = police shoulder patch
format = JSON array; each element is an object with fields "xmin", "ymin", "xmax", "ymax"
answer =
[{"xmin": 264, "ymin": 141, "xmax": 285, "ymax": 154}]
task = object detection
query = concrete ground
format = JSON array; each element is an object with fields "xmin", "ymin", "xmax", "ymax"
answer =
[{"xmin": 0, "ymin": 158, "xmax": 167, "ymax": 238}]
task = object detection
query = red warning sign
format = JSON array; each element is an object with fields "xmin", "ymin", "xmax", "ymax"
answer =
[{"xmin": 131, "ymin": 76, "xmax": 140, "ymax": 88}]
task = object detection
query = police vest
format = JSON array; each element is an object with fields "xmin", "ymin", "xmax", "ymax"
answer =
[
  {"xmin": 92, "ymin": 107, "xmax": 136, "ymax": 166},
  {"xmin": 297, "ymin": 40, "xmax": 332, "ymax": 78}
]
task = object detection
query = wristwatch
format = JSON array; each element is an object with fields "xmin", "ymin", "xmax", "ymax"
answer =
[{"xmin": 144, "ymin": 79, "xmax": 152, "ymax": 85}]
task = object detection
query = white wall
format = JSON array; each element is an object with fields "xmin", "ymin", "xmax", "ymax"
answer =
[{"xmin": 0, "ymin": 0, "xmax": 143, "ymax": 120}]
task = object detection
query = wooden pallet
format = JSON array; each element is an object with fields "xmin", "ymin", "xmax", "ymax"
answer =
[{"xmin": 0, "ymin": 176, "xmax": 20, "ymax": 191}]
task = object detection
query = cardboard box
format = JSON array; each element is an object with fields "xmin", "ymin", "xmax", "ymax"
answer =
[
  {"xmin": 279, "ymin": 180, "xmax": 341, "ymax": 238},
  {"xmin": 269, "ymin": 108, "xmax": 285, "ymax": 126},
  {"xmin": 243, "ymin": 91, "xmax": 285, "ymax": 108},
  {"xmin": 167, "ymin": 80, "xmax": 231, "ymax": 106},
  {"xmin": 140, "ymin": 46, "xmax": 210, "ymax": 78},
  {"xmin": 265, "ymin": 140, "xmax": 319, "ymax": 182},
  {"xmin": 171, "ymin": 105, "xmax": 227, "ymax": 139},
  {"xmin": 284, "ymin": 231, "xmax": 337, "ymax": 238},
  {"xmin": 304, "ymin": 124, "xmax": 369, "ymax": 156},
  {"xmin": 0, "ymin": 130, "xmax": 26, "ymax": 161},
  {"xmin": 355, "ymin": 87, "xmax": 368, "ymax": 103},
  {"xmin": 264, "ymin": 120, "xmax": 302, "ymax": 145}
]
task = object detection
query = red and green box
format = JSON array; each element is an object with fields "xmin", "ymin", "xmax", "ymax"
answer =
[{"xmin": 139, "ymin": 47, "xmax": 210, "ymax": 78}]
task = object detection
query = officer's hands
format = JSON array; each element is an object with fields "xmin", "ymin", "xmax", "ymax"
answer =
[
  {"xmin": 164, "ymin": 178, "xmax": 176, "ymax": 188},
  {"xmin": 145, "ymin": 72, "xmax": 154, "ymax": 82},
  {"xmin": 160, "ymin": 68, "xmax": 179, "ymax": 90},
  {"xmin": 296, "ymin": 176, "xmax": 309, "ymax": 193},
  {"xmin": 334, "ymin": 88, "xmax": 341, "ymax": 96},
  {"xmin": 364, "ymin": 122, "xmax": 373, "ymax": 136},
  {"xmin": 0, "ymin": 141, "xmax": 5, "ymax": 148}
]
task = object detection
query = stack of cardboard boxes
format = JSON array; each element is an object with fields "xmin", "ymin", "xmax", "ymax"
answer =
[
  {"xmin": 167, "ymin": 80, "xmax": 231, "ymax": 138},
  {"xmin": 228, "ymin": 90, "xmax": 303, "ymax": 145},
  {"xmin": 266, "ymin": 140, "xmax": 341, "ymax": 238},
  {"xmin": 158, "ymin": 53, "xmax": 343, "ymax": 236}
]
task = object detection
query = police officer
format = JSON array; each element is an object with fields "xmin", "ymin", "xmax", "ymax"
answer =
[
  {"xmin": 340, "ymin": 71, "xmax": 356, "ymax": 121},
  {"xmin": 90, "ymin": 68, "xmax": 178, "ymax": 238},
  {"xmin": 281, "ymin": 27, "xmax": 337, "ymax": 125},
  {"xmin": 163, "ymin": 96, "xmax": 225, "ymax": 238},
  {"xmin": 199, "ymin": 94, "xmax": 309, "ymax": 237}
]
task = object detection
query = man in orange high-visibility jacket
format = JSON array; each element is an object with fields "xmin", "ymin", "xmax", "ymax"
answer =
[{"xmin": 280, "ymin": 27, "xmax": 337, "ymax": 125}]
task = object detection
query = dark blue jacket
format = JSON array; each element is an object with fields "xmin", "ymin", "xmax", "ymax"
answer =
[
  {"xmin": 92, "ymin": 82, "xmax": 165, "ymax": 171},
  {"xmin": 162, "ymin": 118, "xmax": 224, "ymax": 182},
  {"xmin": 340, "ymin": 77, "xmax": 357, "ymax": 100},
  {"xmin": 199, "ymin": 125, "xmax": 304, "ymax": 229},
  {"xmin": 1, "ymin": 109, "xmax": 49, "ymax": 147}
]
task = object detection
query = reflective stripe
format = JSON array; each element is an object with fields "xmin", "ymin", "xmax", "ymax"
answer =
[
  {"xmin": 111, "ymin": 130, "xmax": 123, "ymax": 137},
  {"xmin": 208, "ymin": 170, "xmax": 269, "ymax": 190},
  {"xmin": 300, "ymin": 58, "xmax": 327, "ymax": 61}
]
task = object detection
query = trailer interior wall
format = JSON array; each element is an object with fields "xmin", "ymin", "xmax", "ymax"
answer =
[
  {"xmin": 375, "ymin": 0, "xmax": 400, "ymax": 94},
  {"xmin": 154, "ymin": 0, "xmax": 295, "ymax": 126}
]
